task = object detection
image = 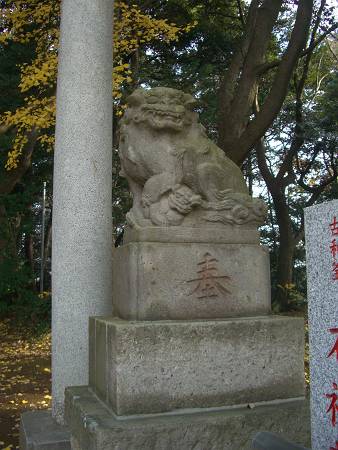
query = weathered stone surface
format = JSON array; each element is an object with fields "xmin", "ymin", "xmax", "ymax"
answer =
[
  {"xmin": 52, "ymin": 0, "xmax": 113, "ymax": 423},
  {"xmin": 252, "ymin": 431, "xmax": 310, "ymax": 450},
  {"xmin": 113, "ymin": 242, "xmax": 271, "ymax": 320},
  {"xmin": 89, "ymin": 316, "xmax": 305, "ymax": 416},
  {"xmin": 20, "ymin": 410, "xmax": 71, "ymax": 450},
  {"xmin": 305, "ymin": 200, "xmax": 338, "ymax": 450},
  {"xmin": 118, "ymin": 87, "xmax": 266, "ymax": 229},
  {"xmin": 124, "ymin": 224, "xmax": 261, "ymax": 244},
  {"xmin": 65, "ymin": 386, "xmax": 311, "ymax": 450}
]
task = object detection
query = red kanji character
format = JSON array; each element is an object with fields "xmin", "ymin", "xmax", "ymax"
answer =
[
  {"xmin": 326, "ymin": 382, "xmax": 338, "ymax": 426},
  {"xmin": 330, "ymin": 216, "xmax": 338, "ymax": 236},
  {"xmin": 187, "ymin": 252, "xmax": 231, "ymax": 298},
  {"xmin": 333, "ymin": 262, "xmax": 338, "ymax": 281},
  {"xmin": 331, "ymin": 239, "xmax": 338, "ymax": 260},
  {"xmin": 328, "ymin": 328, "xmax": 338, "ymax": 360},
  {"xmin": 330, "ymin": 441, "xmax": 338, "ymax": 450}
]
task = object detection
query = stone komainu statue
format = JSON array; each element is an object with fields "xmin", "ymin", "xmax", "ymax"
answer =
[{"xmin": 118, "ymin": 87, "xmax": 266, "ymax": 228}]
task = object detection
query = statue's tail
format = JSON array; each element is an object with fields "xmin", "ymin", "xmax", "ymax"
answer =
[{"xmin": 202, "ymin": 194, "xmax": 267, "ymax": 226}]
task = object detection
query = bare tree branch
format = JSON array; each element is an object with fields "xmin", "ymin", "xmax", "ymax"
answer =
[
  {"xmin": 230, "ymin": 0, "xmax": 313, "ymax": 164},
  {"xmin": 256, "ymin": 138, "xmax": 275, "ymax": 187},
  {"xmin": 218, "ymin": 0, "xmax": 283, "ymax": 155},
  {"xmin": 217, "ymin": 0, "xmax": 261, "ymax": 144},
  {"xmin": 257, "ymin": 23, "xmax": 338, "ymax": 75}
]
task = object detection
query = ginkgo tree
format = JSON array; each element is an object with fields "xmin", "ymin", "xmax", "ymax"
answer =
[
  {"xmin": 0, "ymin": 0, "xmax": 194, "ymax": 305},
  {"xmin": 0, "ymin": 0, "xmax": 194, "ymax": 171}
]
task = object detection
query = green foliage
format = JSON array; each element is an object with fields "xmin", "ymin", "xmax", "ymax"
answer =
[
  {"xmin": 0, "ymin": 255, "xmax": 33, "ymax": 304},
  {"xmin": 0, "ymin": 253, "xmax": 50, "ymax": 327},
  {"xmin": 317, "ymin": 70, "xmax": 338, "ymax": 133},
  {"xmin": 0, "ymin": 41, "xmax": 34, "ymax": 115},
  {"xmin": 0, "ymin": 168, "xmax": 52, "ymax": 323},
  {"xmin": 134, "ymin": 0, "xmax": 243, "ymax": 137}
]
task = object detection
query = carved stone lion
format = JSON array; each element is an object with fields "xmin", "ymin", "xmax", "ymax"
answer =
[{"xmin": 118, "ymin": 87, "xmax": 266, "ymax": 228}]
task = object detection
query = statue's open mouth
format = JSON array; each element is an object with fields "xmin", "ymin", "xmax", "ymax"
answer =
[{"xmin": 142, "ymin": 106, "xmax": 184, "ymax": 122}]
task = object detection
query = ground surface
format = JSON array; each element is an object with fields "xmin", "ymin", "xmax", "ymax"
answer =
[{"xmin": 0, "ymin": 320, "xmax": 51, "ymax": 450}]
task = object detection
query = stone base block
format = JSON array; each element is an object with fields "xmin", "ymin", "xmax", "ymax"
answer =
[
  {"xmin": 113, "ymin": 242, "xmax": 271, "ymax": 320},
  {"xmin": 89, "ymin": 315, "xmax": 305, "ymax": 415},
  {"xmin": 65, "ymin": 386, "xmax": 311, "ymax": 450},
  {"xmin": 20, "ymin": 410, "xmax": 71, "ymax": 450}
]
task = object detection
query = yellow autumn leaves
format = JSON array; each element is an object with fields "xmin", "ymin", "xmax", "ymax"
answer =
[
  {"xmin": 2, "ymin": 96, "xmax": 56, "ymax": 170},
  {"xmin": 0, "ymin": 0, "xmax": 195, "ymax": 170},
  {"xmin": 0, "ymin": 319, "xmax": 52, "ymax": 449}
]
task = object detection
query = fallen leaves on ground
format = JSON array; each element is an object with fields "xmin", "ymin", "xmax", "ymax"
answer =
[{"xmin": 0, "ymin": 319, "xmax": 51, "ymax": 450}]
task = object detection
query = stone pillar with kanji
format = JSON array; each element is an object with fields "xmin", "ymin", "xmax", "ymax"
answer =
[{"xmin": 305, "ymin": 200, "xmax": 338, "ymax": 450}]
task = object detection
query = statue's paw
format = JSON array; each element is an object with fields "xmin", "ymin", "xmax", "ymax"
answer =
[
  {"xmin": 168, "ymin": 192, "xmax": 202, "ymax": 214},
  {"xmin": 168, "ymin": 194, "xmax": 192, "ymax": 214},
  {"xmin": 149, "ymin": 204, "xmax": 184, "ymax": 226}
]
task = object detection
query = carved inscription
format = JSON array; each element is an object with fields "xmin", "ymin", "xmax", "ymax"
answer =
[
  {"xmin": 326, "ymin": 382, "xmax": 338, "ymax": 427},
  {"xmin": 330, "ymin": 216, "xmax": 338, "ymax": 280},
  {"xmin": 187, "ymin": 252, "xmax": 231, "ymax": 299}
]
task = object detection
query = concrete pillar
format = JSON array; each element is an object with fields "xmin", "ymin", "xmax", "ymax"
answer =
[{"xmin": 52, "ymin": 0, "xmax": 113, "ymax": 424}]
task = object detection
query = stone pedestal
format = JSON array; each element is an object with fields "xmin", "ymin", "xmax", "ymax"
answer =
[
  {"xmin": 89, "ymin": 316, "xmax": 304, "ymax": 415},
  {"xmin": 65, "ymin": 233, "xmax": 310, "ymax": 448},
  {"xmin": 65, "ymin": 312, "xmax": 309, "ymax": 448},
  {"xmin": 65, "ymin": 236, "xmax": 310, "ymax": 448},
  {"xmin": 113, "ymin": 241, "xmax": 271, "ymax": 320},
  {"xmin": 65, "ymin": 387, "xmax": 310, "ymax": 450}
]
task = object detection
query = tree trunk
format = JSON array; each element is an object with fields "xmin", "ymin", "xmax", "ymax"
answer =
[
  {"xmin": 244, "ymin": 153, "xmax": 253, "ymax": 196},
  {"xmin": 217, "ymin": 0, "xmax": 313, "ymax": 165},
  {"xmin": 272, "ymin": 192, "xmax": 296, "ymax": 310},
  {"xmin": 130, "ymin": 48, "xmax": 140, "ymax": 91},
  {"xmin": 24, "ymin": 232, "xmax": 34, "ymax": 271},
  {"xmin": 0, "ymin": 129, "xmax": 38, "ymax": 257},
  {"xmin": 256, "ymin": 139, "xmax": 296, "ymax": 311}
]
